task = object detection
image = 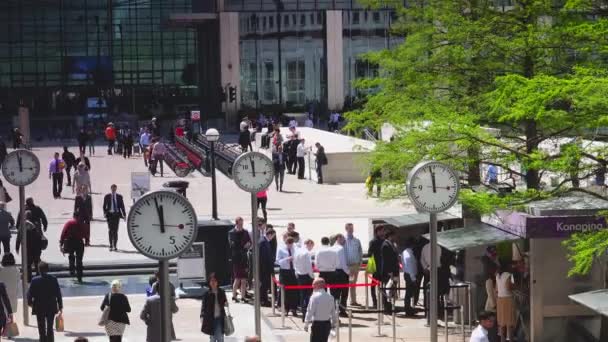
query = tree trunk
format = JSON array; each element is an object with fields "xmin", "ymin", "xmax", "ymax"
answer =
[{"xmin": 464, "ymin": 144, "xmax": 481, "ymax": 226}]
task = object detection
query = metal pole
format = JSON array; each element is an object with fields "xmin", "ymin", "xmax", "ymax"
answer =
[
  {"xmin": 430, "ymin": 212, "xmax": 438, "ymax": 342},
  {"xmin": 251, "ymin": 193, "xmax": 261, "ymax": 337},
  {"xmin": 308, "ymin": 152, "xmax": 312, "ymax": 180},
  {"xmin": 364, "ymin": 274, "xmax": 369, "ymax": 309},
  {"xmin": 375, "ymin": 284, "xmax": 383, "ymax": 336},
  {"xmin": 467, "ymin": 284, "xmax": 472, "ymax": 331},
  {"xmin": 348, "ymin": 309, "xmax": 353, "ymax": 342},
  {"xmin": 461, "ymin": 305, "xmax": 465, "ymax": 341},
  {"xmin": 271, "ymin": 274, "xmax": 276, "ymax": 316},
  {"xmin": 392, "ymin": 294, "xmax": 396, "ymax": 342},
  {"xmin": 19, "ymin": 186, "xmax": 28, "ymax": 325},
  {"xmin": 210, "ymin": 141, "xmax": 218, "ymax": 220},
  {"xmin": 281, "ymin": 284, "xmax": 286, "ymax": 328},
  {"xmin": 159, "ymin": 260, "xmax": 171, "ymax": 342},
  {"xmin": 336, "ymin": 300, "xmax": 340, "ymax": 342}
]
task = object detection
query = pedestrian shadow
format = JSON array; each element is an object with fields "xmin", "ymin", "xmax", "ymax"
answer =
[
  {"xmin": 267, "ymin": 208, "xmax": 282, "ymax": 211},
  {"xmin": 279, "ymin": 190, "xmax": 303, "ymax": 194},
  {"xmin": 12, "ymin": 338, "xmax": 39, "ymax": 341},
  {"xmin": 60, "ymin": 197, "xmax": 76, "ymax": 201},
  {"xmin": 63, "ymin": 331, "xmax": 107, "ymax": 337},
  {"xmin": 116, "ymin": 249, "xmax": 139, "ymax": 254},
  {"xmin": 73, "ymin": 279, "xmax": 109, "ymax": 286}
]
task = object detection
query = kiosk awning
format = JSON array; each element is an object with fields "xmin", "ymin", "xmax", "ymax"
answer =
[
  {"xmin": 569, "ymin": 290, "xmax": 608, "ymax": 317},
  {"xmin": 423, "ymin": 223, "xmax": 522, "ymax": 251}
]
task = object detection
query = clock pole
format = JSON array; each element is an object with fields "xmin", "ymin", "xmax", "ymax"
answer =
[
  {"xmin": 429, "ymin": 212, "xmax": 438, "ymax": 342},
  {"xmin": 159, "ymin": 259, "xmax": 172, "ymax": 342},
  {"xmin": 251, "ymin": 193, "xmax": 262, "ymax": 337},
  {"xmin": 19, "ymin": 185, "xmax": 28, "ymax": 325}
]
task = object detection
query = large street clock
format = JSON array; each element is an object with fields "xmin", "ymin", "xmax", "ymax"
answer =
[
  {"xmin": 1, "ymin": 149, "xmax": 40, "ymax": 187},
  {"xmin": 127, "ymin": 190, "xmax": 197, "ymax": 260},
  {"xmin": 407, "ymin": 161, "xmax": 460, "ymax": 213},
  {"xmin": 232, "ymin": 152, "xmax": 275, "ymax": 193}
]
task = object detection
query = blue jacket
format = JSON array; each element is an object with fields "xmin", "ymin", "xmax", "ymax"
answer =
[{"xmin": 27, "ymin": 274, "xmax": 63, "ymax": 316}]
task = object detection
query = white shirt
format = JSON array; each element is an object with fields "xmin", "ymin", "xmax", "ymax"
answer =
[
  {"xmin": 276, "ymin": 245, "xmax": 296, "ymax": 270},
  {"xmin": 289, "ymin": 119, "xmax": 298, "ymax": 128},
  {"xmin": 421, "ymin": 243, "xmax": 442, "ymax": 270},
  {"xmin": 294, "ymin": 248, "xmax": 314, "ymax": 277},
  {"xmin": 297, "ymin": 142, "xmax": 306, "ymax": 158},
  {"xmin": 305, "ymin": 119, "xmax": 314, "ymax": 128},
  {"xmin": 315, "ymin": 246, "xmax": 339, "ymax": 272},
  {"xmin": 110, "ymin": 193, "xmax": 118, "ymax": 213},
  {"xmin": 401, "ymin": 248, "xmax": 418, "ymax": 282},
  {"xmin": 469, "ymin": 325, "xmax": 489, "ymax": 342},
  {"xmin": 333, "ymin": 244, "xmax": 348, "ymax": 273},
  {"xmin": 305, "ymin": 290, "xmax": 337, "ymax": 324},
  {"xmin": 496, "ymin": 272, "xmax": 513, "ymax": 297}
]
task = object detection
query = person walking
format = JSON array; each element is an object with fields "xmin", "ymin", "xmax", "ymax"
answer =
[
  {"xmin": 496, "ymin": 263, "xmax": 515, "ymax": 341},
  {"xmin": 0, "ymin": 253, "xmax": 19, "ymax": 311},
  {"xmin": 238, "ymin": 125, "xmax": 252, "ymax": 152},
  {"xmin": 100, "ymin": 280, "xmax": 131, "ymax": 342},
  {"xmin": 470, "ymin": 311, "xmax": 496, "ymax": 342},
  {"xmin": 105, "ymin": 123, "xmax": 117, "ymax": 155},
  {"xmin": 256, "ymin": 189, "xmax": 268, "ymax": 222},
  {"xmin": 139, "ymin": 129, "xmax": 151, "ymax": 167},
  {"xmin": 49, "ymin": 152, "xmax": 65, "ymax": 199},
  {"xmin": 332, "ymin": 234, "xmax": 349, "ymax": 317},
  {"xmin": 0, "ymin": 180, "xmax": 9, "ymax": 204},
  {"xmin": 294, "ymin": 239, "xmax": 315, "ymax": 321},
  {"xmin": 228, "ymin": 217, "xmax": 251, "ymax": 302},
  {"xmin": 87, "ymin": 127, "xmax": 96, "ymax": 156},
  {"xmin": 0, "ymin": 279, "xmax": 13, "ymax": 338},
  {"xmin": 73, "ymin": 163, "xmax": 92, "ymax": 196},
  {"xmin": 62, "ymin": 146, "xmax": 76, "ymax": 187},
  {"xmin": 122, "ymin": 130, "xmax": 134, "ymax": 159},
  {"xmin": 277, "ymin": 237, "xmax": 299, "ymax": 316},
  {"xmin": 314, "ymin": 143, "xmax": 328, "ymax": 184},
  {"xmin": 16, "ymin": 210, "xmax": 44, "ymax": 282},
  {"xmin": 401, "ymin": 239, "xmax": 418, "ymax": 316},
  {"xmin": 315, "ymin": 237, "xmax": 338, "ymax": 288},
  {"xmin": 380, "ymin": 229, "xmax": 400, "ymax": 313},
  {"xmin": 103, "ymin": 184, "xmax": 126, "ymax": 251},
  {"xmin": 303, "ymin": 277, "xmax": 337, "ymax": 342},
  {"xmin": 60, "ymin": 215, "xmax": 85, "ymax": 283},
  {"xmin": 367, "ymin": 225, "xmax": 384, "ymax": 308},
  {"xmin": 16, "ymin": 198, "xmax": 48, "ymax": 232},
  {"xmin": 77, "ymin": 128, "xmax": 88, "ymax": 156},
  {"xmin": 272, "ymin": 145, "xmax": 287, "ymax": 191},
  {"xmin": 201, "ymin": 273, "xmax": 228, "ymax": 342},
  {"xmin": 344, "ymin": 223, "xmax": 362, "ymax": 306},
  {"xmin": 151, "ymin": 139, "xmax": 166, "ymax": 177},
  {"xmin": 74, "ymin": 184, "xmax": 93, "ymax": 246},
  {"xmin": 0, "ymin": 202, "xmax": 14, "ymax": 254},
  {"xmin": 259, "ymin": 228, "xmax": 276, "ymax": 307},
  {"xmin": 140, "ymin": 282, "xmax": 179, "ymax": 342},
  {"xmin": 27, "ymin": 261, "xmax": 63, "ymax": 342},
  {"xmin": 296, "ymin": 138, "xmax": 307, "ymax": 179},
  {"xmin": 12, "ymin": 128, "xmax": 23, "ymax": 150},
  {"xmin": 75, "ymin": 152, "xmax": 91, "ymax": 171},
  {"xmin": 284, "ymin": 135, "xmax": 298, "ymax": 174}
]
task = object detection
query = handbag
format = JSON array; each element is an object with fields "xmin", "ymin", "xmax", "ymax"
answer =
[
  {"xmin": 3, "ymin": 321, "xmax": 19, "ymax": 337},
  {"xmin": 366, "ymin": 255, "xmax": 377, "ymax": 274},
  {"xmin": 55, "ymin": 313, "xmax": 64, "ymax": 332},
  {"xmin": 3, "ymin": 189, "xmax": 11, "ymax": 203},
  {"xmin": 98, "ymin": 293, "xmax": 112, "ymax": 326},
  {"xmin": 223, "ymin": 305, "xmax": 235, "ymax": 336}
]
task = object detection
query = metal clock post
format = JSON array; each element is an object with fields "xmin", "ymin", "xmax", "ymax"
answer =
[
  {"xmin": 1, "ymin": 149, "xmax": 40, "ymax": 326},
  {"xmin": 406, "ymin": 161, "xmax": 459, "ymax": 342},
  {"xmin": 127, "ymin": 190, "xmax": 198, "ymax": 342},
  {"xmin": 232, "ymin": 152, "xmax": 275, "ymax": 338}
]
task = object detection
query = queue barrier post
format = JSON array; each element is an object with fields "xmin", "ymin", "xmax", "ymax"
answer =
[
  {"xmin": 391, "ymin": 294, "xmax": 396, "ymax": 342},
  {"xmin": 364, "ymin": 275, "xmax": 369, "ymax": 309},
  {"xmin": 467, "ymin": 283, "xmax": 472, "ymax": 331},
  {"xmin": 348, "ymin": 308, "xmax": 353, "ymax": 342},
  {"xmin": 336, "ymin": 300, "xmax": 341, "ymax": 342},
  {"xmin": 281, "ymin": 284, "xmax": 286, "ymax": 328},
  {"xmin": 375, "ymin": 285, "xmax": 384, "ymax": 337},
  {"xmin": 444, "ymin": 305, "xmax": 448, "ymax": 342},
  {"xmin": 461, "ymin": 304, "xmax": 465, "ymax": 342},
  {"xmin": 271, "ymin": 275, "xmax": 276, "ymax": 316}
]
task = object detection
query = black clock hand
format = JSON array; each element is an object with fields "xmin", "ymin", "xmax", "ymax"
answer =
[
  {"xmin": 153, "ymin": 198, "xmax": 166, "ymax": 234},
  {"xmin": 152, "ymin": 224, "xmax": 184, "ymax": 228},
  {"xmin": 430, "ymin": 170, "xmax": 437, "ymax": 193},
  {"xmin": 250, "ymin": 159, "xmax": 256, "ymax": 177},
  {"xmin": 426, "ymin": 185, "xmax": 452, "ymax": 190},
  {"xmin": 17, "ymin": 155, "xmax": 23, "ymax": 172}
]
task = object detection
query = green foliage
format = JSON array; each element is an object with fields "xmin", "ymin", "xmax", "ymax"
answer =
[{"xmin": 347, "ymin": 0, "xmax": 608, "ymax": 275}]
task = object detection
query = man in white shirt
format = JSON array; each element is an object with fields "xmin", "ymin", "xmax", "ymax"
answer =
[
  {"xmin": 304, "ymin": 277, "xmax": 337, "ymax": 342},
  {"xmin": 295, "ymin": 239, "xmax": 315, "ymax": 322},
  {"xmin": 469, "ymin": 311, "xmax": 495, "ymax": 342},
  {"xmin": 343, "ymin": 223, "xmax": 362, "ymax": 306},
  {"xmin": 296, "ymin": 138, "xmax": 307, "ymax": 179},
  {"xmin": 332, "ymin": 234, "xmax": 349, "ymax": 316},
  {"xmin": 315, "ymin": 237, "xmax": 338, "ymax": 289},
  {"xmin": 421, "ymin": 241, "xmax": 442, "ymax": 287},
  {"xmin": 401, "ymin": 239, "xmax": 418, "ymax": 316},
  {"xmin": 276, "ymin": 237, "xmax": 299, "ymax": 316}
]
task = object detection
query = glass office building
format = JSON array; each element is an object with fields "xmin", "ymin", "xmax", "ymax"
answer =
[{"xmin": 0, "ymin": 0, "xmax": 401, "ymax": 127}]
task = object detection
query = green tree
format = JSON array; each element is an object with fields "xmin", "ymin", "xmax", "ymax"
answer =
[{"xmin": 346, "ymin": 0, "xmax": 608, "ymax": 273}]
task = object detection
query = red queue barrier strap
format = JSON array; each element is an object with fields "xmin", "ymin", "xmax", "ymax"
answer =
[{"xmin": 272, "ymin": 274, "xmax": 381, "ymax": 290}]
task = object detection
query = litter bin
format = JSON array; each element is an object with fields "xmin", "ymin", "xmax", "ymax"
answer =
[
  {"xmin": 163, "ymin": 180, "xmax": 189, "ymax": 197},
  {"xmin": 195, "ymin": 219, "xmax": 233, "ymax": 287}
]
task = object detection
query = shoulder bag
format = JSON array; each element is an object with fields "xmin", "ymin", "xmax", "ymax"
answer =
[
  {"xmin": 98, "ymin": 293, "xmax": 112, "ymax": 326},
  {"xmin": 223, "ymin": 304, "xmax": 235, "ymax": 336}
]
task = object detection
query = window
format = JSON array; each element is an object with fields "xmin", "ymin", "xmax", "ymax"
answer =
[
  {"xmin": 352, "ymin": 12, "xmax": 360, "ymax": 24},
  {"xmin": 286, "ymin": 60, "xmax": 305, "ymax": 104},
  {"xmin": 373, "ymin": 12, "xmax": 380, "ymax": 23},
  {"xmin": 262, "ymin": 61, "xmax": 276, "ymax": 103}
]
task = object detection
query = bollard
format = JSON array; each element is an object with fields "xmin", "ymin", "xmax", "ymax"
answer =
[
  {"xmin": 365, "ymin": 275, "xmax": 369, "ymax": 309},
  {"xmin": 444, "ymin": 305, "xmax": 448, "ymax": 342},
  {"xmin": 348, "ymin": 309, "xmax": 353, "ymax": 342},
  {"xmin": 281, "ymin": 285, "xmax": 286, "ymax": 328},
  {"xmin": 392, "ymin": 294, "xmax": 396, "ymax": 342},
  {"xmin": 376, "ymin": 285, "xmax": 383, "ymax": 336},
  {"xmin": 271, "ymin": 275, "xmax": 276, "ymax": 316},
  {"xmin": 336, "ymin": 300, "xmax": 341, "ymax": 342},
  {"xmin": 467, "ymin": 283, "xmax": 472, "ymax": 332},
  {"xmin": 461, "ymin": 305, "xmax": 465, "ymax": 342}
]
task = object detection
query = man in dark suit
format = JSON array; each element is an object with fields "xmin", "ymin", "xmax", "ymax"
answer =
[
  {"xmin": 27, "ymin": 261, "xmax": 63, "ymax": 342},
  {"xmin": 62, "ymin": 146, "xmax": 76, "ymax": 186},
  {"xmin": 16, "ymin": 197, "xmax": 49, "ymax": 232},
  {"xmin": 314, "ymin": 142, "xmax": 328, "ymax": 184},
  {"xmin": 0, "ymin": 281, "xmax": 13, "ymax": 329},
  {"xmin": 367, "ymin": 225, "xmax": 385, "ymax": 308},
  {"xmin": 259, "ymin": 228, "xmax": 276, "ymax": 306},
  {"xmin": 284, "ymin": 136, "xmax": 298, "ymax": 174},
  {"xmin": 103, "ymin": 184, "xmax": 126, "ymax": 251},
  {"xmin": 272, "ymin": 146, "xmax": 287, "ymax": 191},
  {"xmin": 73, "ymin": 184, "xmax": 93, "ymax": 246},
  {"xmin": 381, "ymin": 229, "xmax": 400, "ymax": 313}
]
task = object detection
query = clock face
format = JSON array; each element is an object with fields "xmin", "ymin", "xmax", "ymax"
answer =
[
  {"xmin": 407, "ymin": 161, "xmax": 459, "ymax": 213},
  {"xmin": 127, "ymin": 190, "xmax": 197, "ymax": 260},
  {"xmin": 1, "ymin": 149, "xmax": 40, "ymax": 186},
  {"xmin": 232, "ymin": 152, "xmax": 274, "ymax": 193}
]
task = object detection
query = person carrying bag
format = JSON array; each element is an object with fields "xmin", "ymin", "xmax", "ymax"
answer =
[{"xmin": 201, "ymin": 273, "xmax": 231, "ymax": 342}]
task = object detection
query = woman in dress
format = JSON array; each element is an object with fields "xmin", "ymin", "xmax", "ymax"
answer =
[
  {"xmin": 100, "ymin": 280, "xmax": 131, "ymax": 342},
  {"xmin": 485, "ymin": 266, "xmax": 497, "ymax": 312},
  {"xmin": 0, "ymin": 253, "xmax": 18, "ymax": 310},
  {"xmin": 201, "ymin": 273, "xmax": 228, "ymax": 342},
  {"xmin": 73, "ymin": 163, "xmax": 92, "ymax": 196},
  {"xmin": 496, "ymin": 262, "xmax": 515, "ymax": 341}
]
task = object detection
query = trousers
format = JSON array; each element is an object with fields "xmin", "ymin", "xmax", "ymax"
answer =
[
  {"xmin": 310, "ymin": 320, "xmax": 331, "ymax": 342},
  {"xmin": 297, "ymin": 274, "xmax": 314, "ymax": 321},
  {"xmin": 107, "ymin": 214, "xmax": 120, "ymax": 248},
  {"xmin": 67, "ymin": 239, "xmax": 85, "ymax": 281},
  {"xmin": 297, "ymin": 157, "xmax": 305, "ymax": 179},
  {"xmin": 52, "ymin": 173, "xmax": 63, "ymax": 198},
  {"xmin": 331, "ymin": 270, "xmax": 348, "ymax": 314},
  {"xmin": 36, "ymin": 312, "xmax": 56, "ymax": 342}
]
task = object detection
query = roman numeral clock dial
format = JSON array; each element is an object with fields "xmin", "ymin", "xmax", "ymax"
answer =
[
  {"xmin": 407, "ymin": 161, "xmax": 460, "ymax": 213},
  {"xmin": 127, "ymin": 190, "xmax": 197, "ymax": 260}
]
